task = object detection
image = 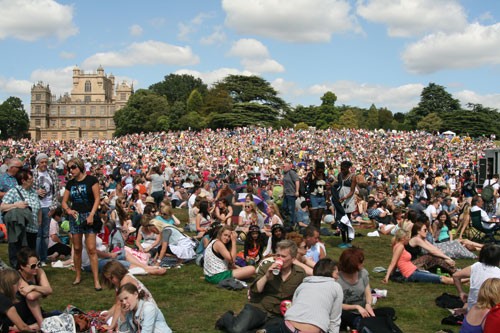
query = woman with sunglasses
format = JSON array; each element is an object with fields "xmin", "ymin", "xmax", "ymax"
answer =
[
  {"xmin": 237, "ymin": 201, "xmax": 258, "ymax": 235},
  {"xmin": 16, "ymin": 247, "xmax": 53, "ymax": 328},
  {"xmin": 1, "ymin": 169, "xmax": 41, "ymax": 267},
  {"xmin": 0, "ymin": 268, "xmax": 38, "ymax": 333},
  {"xmin": 61, "ymin": 157, "xmax": 102, "ymax": 291}
]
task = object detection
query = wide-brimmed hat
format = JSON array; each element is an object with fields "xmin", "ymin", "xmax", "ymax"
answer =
[{"xmin": 145, "ymin": 196, "xmax": 155, "ymax": 204}]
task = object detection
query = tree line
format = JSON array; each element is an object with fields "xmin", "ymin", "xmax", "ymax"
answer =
[{"xmin": 1, "ymin": 75, "xmax": 499, "ymax": 140}]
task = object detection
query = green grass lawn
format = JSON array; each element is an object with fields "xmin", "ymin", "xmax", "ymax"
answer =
[{"xmin": 2, "ymin": 209, "xmax": 475, "ymax": 333}]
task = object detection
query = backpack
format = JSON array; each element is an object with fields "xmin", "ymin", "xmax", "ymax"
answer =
[
  {"xmin": 435, "ymin": 292, "xmax": 464, "ymax": 309},
  {"xmin": 357, "ymin": 315, "xmax": 403, "ymax": 333},
  {"xmin": 41, "ymin": 313, "xmax": 76, "ymax": 333},
  {"xmin": 481, "ymin": 182, "xmax": 496, "ymax": 202}
]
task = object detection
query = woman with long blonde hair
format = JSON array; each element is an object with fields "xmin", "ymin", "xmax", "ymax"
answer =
[
  {"xmin": 460, "ymin": 278, "xmax": 500, "ymax": 333},
  {"xmin": 457, "ymin": 202, "xmax": 471, "ymax": 239}
]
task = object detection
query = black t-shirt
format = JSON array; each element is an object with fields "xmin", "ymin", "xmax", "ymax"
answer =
[
  {"xmin": 65, "ymin": 175, "xmax": 98, "ymax": 213},
  {"xmin": 0, "ymin": 293, "xmax": 14, "ymax": 333}
]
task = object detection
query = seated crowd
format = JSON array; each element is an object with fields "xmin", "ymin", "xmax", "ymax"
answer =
[{"xmin": 0, "ymin": 128, "xmax": 499, "ymax": 332}]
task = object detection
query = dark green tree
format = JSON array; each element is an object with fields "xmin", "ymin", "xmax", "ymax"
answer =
[
  {"xmin": 378, "ymin": 108, "xmax": 393, "ymax": 129},
  {"xmin": 202, "ymin": 86, "xmax": 233, "ymax": 116},
  {"xmin": 441, "ymin": 104, "xmax": 500, "ymax": 137},
  {"xmin": 417, "ymin": 113, "xmax": 443, "ymax": 132},
  {"xmin": 113, "ymin": 89, "xmax": 169, "ymax": 135},
  {"xmin": 286, "ymin": 105, "xmax": 318, "ymax": 125},
  {"xmin": 0, "ymin": 97, "xmax": 29, "ymax": 139},
  {"xmin": 149, "ymin": 74, "xmax": 207, "ymax": 105},
  {"xmin": 320, "ymin": 91, "xmax": 337, "ymax": 107},
  {"xmin": 366, "ymin": 104, "xmax": 379, "ymax": 130},
  {"xmin": 337, "ymin": 109, "xmax": 359, "ymax": 129},
  {"xmin": 406, "ymin": 83, "xmax": 461, "ymax": 127},
  {"xmin": 186, "ymin": 89, "xmax": 204, "ymax": 114}
]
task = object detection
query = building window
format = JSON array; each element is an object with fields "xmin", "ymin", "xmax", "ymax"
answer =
[
  {"xmin": 51, "ymin": 132, "xmax": 57, "ymax": 139},
  {"xmin": 100, "ymin": 119, "xmax": 105, "ymax": 128},
  {"xmin": 90, "ymin": 119, "xmax": 96, "ymax": 128},
  {"xmin": 100, "ymin": 106, "xmax": 106, "ymax": 116},
  {"xmin": 80, "ymin": 106, "xmax": 86, "ymax": 115},
  {"xmin": 61, "ymin": 119, "xmax": 66, "ymax": 127},
  {"xmin": 84, "ymin": 95, "xmax": 91, "ymax": 103},
  {"xmin": 109, "ymin": 119, "xmax": 115, "ymax": 126},
  {"xmin": 60, "ymin": 106, "xmax": 66, "ymax": 115},
  {"xmin": 70, "ymin": 120, "xmax": 76, "ymax": 127},
  {"xmin": 50, "ymin": 120, "xmax": 56, "ymax": 127},
  {"xmin": 110, "ymin": 106, "xmax": 115, "ymax": 114},
  {"xmin": 120, "ymin": 93, "xmax": 126, "ymax": 101},
  {"xmin": 35, "ymin": 105, "xmax": 41, "ymax": 114},
  {"xmin": 85, "ymin": 80, "xmax": 91, "ymax": 92},
  {"xmin": 35, "ymin": 94, "xmax": 41, "ymax": 101},
  {"xmin": 61, "ymin": 131, "xmax": 66, "ymax": 139},
  {"xmin": 80, "ymin": 120, "xmax": 86, "ymax": 128},
  {"xmin": 90, "ymin": 106, "xmax": 96, "ymax": 115},
  {"xmin": 50, "ymin": 107, "xmax": 57, "ymax": 116},
  {"xmin": 82, "ymin": 132, "xmax": 88, "ymax": 138},
  {"xmin": 70, "ymin": 106, "xmax": 76, "ymax": 115},
  {"xmin": 35, "ymin": 119, "xmax": 41, "ymax": 126}
]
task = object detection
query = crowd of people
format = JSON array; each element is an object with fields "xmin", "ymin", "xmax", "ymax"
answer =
[{"xmin": 0, "ymin": 127, "xmax": 498, "ymax": 332}]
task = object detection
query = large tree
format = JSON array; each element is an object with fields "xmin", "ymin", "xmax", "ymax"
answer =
[
  {"xmin": 113, "ymin": 89, "xmax": 169, "ymax": 135},
  {"xmin": 406, "ymin": 83, "xmax": 461, "ymax": 127},
  {"xmin": 441, "ymin": 103, "xmax": 500, "ymax": 137},
  {"xmin": 212, "ymin": 75, "xmax": 289, "ymax": 127},
  {"xmin": 149, "ymin": 74, "xmax": 207, "ymax": 105},
  {"xmin": 0, "ymin": 97, "xmax": 29, "ymax": 139}
]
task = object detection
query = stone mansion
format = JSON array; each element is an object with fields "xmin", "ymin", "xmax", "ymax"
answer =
[{"xmin": 29, "ymin": 66, "xmax": 133, "ymax": 140}]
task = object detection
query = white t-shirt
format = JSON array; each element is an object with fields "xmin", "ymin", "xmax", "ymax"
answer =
[
  {"xmin": 37, "ymin": 170, "xmax": 53, "ymax": 208},
  {"xmin": 468, "ymin": 262, "xmax": 500, "ymax": 310}
]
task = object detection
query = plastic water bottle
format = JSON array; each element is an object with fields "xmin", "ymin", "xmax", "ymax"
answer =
[{"xmin": 437, "ymin": 268, "xmax": 442, "ymax": 276}]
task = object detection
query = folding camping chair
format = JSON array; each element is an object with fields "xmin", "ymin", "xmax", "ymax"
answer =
[{"xmin": 470, "ymin": 210, "xmax": 497, "ymax": 243}]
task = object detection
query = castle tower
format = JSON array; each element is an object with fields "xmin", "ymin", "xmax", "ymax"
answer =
[{"xmin": 29, "ymin": 82, "xmax": 52, "ymax": 140}]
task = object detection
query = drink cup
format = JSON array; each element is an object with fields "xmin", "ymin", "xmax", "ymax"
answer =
[{"xmin": 272, "ymin": 258, "xmax": 283, "ymax": 275}]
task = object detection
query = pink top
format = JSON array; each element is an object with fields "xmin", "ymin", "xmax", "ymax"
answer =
[{"xmin": 396, "ymin": 244, "xmax": 417, "ymax": 278}]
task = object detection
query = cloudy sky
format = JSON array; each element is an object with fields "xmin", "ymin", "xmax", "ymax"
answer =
[{"xmin": 1, "ymin": 0, "xmax": 499, "ymax": 114}]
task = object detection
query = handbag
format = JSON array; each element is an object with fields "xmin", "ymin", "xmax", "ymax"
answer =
[{"xmin": 357, "ymin": 315, "xmax": 403, "ymax": 333}]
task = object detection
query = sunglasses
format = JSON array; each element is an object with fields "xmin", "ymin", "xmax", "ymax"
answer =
[
  {"xmin": 29, "ymin": 261, "xmax": 41, "ymax": 270},
  {"xmin": 245, "ymin": 205, "xmax": 251, "ymax": 208},
  {"xmin": 68, "ymin": 165, "xmax": 78, "ymax": 170}
]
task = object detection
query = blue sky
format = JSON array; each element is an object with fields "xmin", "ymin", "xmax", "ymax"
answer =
[{"xmin": 1, "ymin": 0, "xmax": 499, "ymax": 114}]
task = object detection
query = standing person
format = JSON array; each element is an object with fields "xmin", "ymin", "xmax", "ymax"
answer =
[
  {"xmin": 146, "ymin": 166, "xmax": 166, "ymax": 209},
  {"xmin": 215, "ymin": 240, "xmax": 306, "ymax": 333},
  {"xmin": 305, "ymin": 160, "xmax": 327, "ymax": 229},
  {"xmin": 462, "ymin": 170, "xmax": 477, "ymax": 205},
  {"xmin": 1, "ymin": 169, "xmax": 41, "ymax": 267},
  {"xmin": 282, "ymin": 162, "xmax": 300, "ymax": 228},
  {"xmin": 61, "ymin": 157, "xmax": 102, "ymax": 291},
  {"xmin": 117, "ymin": 283, "xmax": 172, "ymax": 333},
  {"xmin": 336, "ymin": 161, "xmax": 357, "ymax": 219},
  {"xmin": 32, "ymin": 153, "xmax": 60, "ymax": 266}
]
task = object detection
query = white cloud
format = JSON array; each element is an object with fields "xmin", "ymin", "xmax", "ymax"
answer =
[
  {"xmin": 222, "ymin": 0, "xmax": 360, "ymax": 43},
  {"xmin": 174, "ymin": 68, "xmax": 254, "ymax": 86},
  {"xmin": 228, "ymin": 39, "xmax": 269, "ymax": 58},
  {"xmin": 402, "ymin": 23, "xmax": 500, "ymax": 74},
  {"xmin": 455, "ymin": 90, "xmax": 500, "ymax": 111},
  {"xmin": 30, "ymin": 66, "xmax": 74, "ymax": 97},
  {"xmin": 307, "ymin": 81, "xmax": 424, "ymax": 112},
  {"xmin": 227, "ymin": 38, "xmax": 284, "ymax": 74},
  {"xmin": 129, "ymin": 24, "xmax": 143, "ymax": 37},
  {"xmin": 178, "ymin": 12, "xmax": 214, "ymax": 41},
  {"xmin": 82, "ymin": 40, "xmax": 200, "ymax": 68},
  {"xmin": 0, "ymin": 77, "xmax": 32, "ymax": 96},
  {"xmin": 149, "ymin": 18, "xmax": 166, "ymax": 28},
  {"xmin": 59, "ymin": 51, "xmax": 76, "ymax": 59},
  {"xmin": 241, "ymin": 59, "xmax": 284, "ymax": 73},
  {"xmin": 357, "ymin": 0, "xmax": 467, "ymax": 37},
  {"xmin": 271, "ymin": 78, "xmax": 304, "ymax": 97},
  {"xmin": 0, "ymin": 0, "xmax": 78, "ymax": 41},
  {"xmin": 200, "ymin": 26, "xmax": 226, "ymax": 45}
]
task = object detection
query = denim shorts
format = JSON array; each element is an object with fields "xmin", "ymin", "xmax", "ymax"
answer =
[
  {"xmin": 69, "ymin": 212, "xmax": 98, "ymax": 235},
  {"xmin": 310, "ymin": 195, "xmax": 326, "ymax": 209},
  {"xmin": 407, "ymin": 269, "xmax": 441, "ymax": 283}
]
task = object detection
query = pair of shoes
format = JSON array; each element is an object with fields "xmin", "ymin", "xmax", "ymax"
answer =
[
  {"xmin": 95, "ymin": 287, "xmax": 103, "ymax": 292},
  {"xmin": 72, "ymin": 280, "xmax": 81, "ymax": 286},
  {"xmin": 40, "ymin": 262, "xmax": 48, "ymax": 267},
  {"xmin": 367, "ymin": 230, "xmax": 380, "ymax": 237},
  {"xmin": 338, "ymin": 243, "xmax": 353, "ymax": 248}
]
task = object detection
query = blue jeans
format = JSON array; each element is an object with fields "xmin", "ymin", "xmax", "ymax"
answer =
[
  {"xmin": 282, "ymin": 195, "xmax": 297, "ymax": 226},
  {"xmin": 220, "ymin": 303, "xmax": 268, "ymax": 333},
  {"xmin": 407, "ymin": 269, "xmax": 441, "ymax": 283},
  {"xmin": 37, "ymin": 207, "xmax": 50, "ymax": 262}
]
